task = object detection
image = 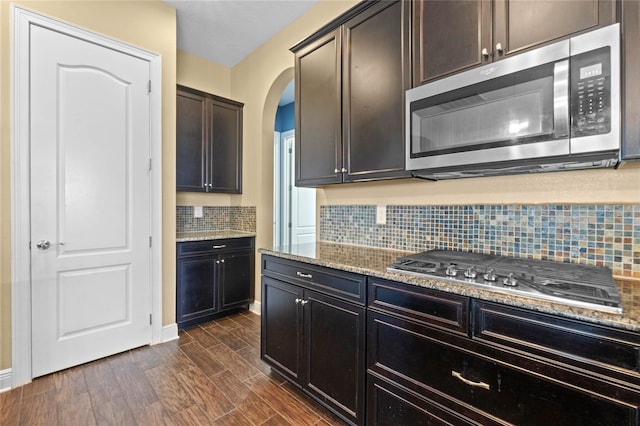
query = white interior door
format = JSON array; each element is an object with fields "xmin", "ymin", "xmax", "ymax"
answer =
[
  {"xmin": 285, "ymin": 132, "xmax": 316, "ymax": 245},
  {"xmin": 30, "ymin": 24, "xmax": 152, "ymax": 377}
]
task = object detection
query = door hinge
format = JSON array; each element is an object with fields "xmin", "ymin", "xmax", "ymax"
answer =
[
  {"xmin": 149, "ymin": 158, "xmax": 152, "ymax": 171},
  {"xmin": 149, "ymin": 236, "xmax": 152, "ymax": 247},
  {"xmin": 147, "ymin": 80, "xmax": 151, "ymax": 93},
  {"xmin": 149, "ymin": 314, "xmax": 152, "ymax": 325}
]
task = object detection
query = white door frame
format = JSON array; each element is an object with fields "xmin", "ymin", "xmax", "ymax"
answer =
[{"xmin": 11, "ymin": 6, "xmax": 164, "ymax": 387}]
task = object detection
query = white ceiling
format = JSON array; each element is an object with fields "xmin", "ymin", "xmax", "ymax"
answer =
[{"xmin": 165, "ymin": 0, "xmax": 320, "ymax": 68}]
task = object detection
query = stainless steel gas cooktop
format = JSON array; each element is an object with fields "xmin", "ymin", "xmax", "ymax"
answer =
[{"xmin": 387, "ymin": 250, "xmax": 622, "ymax": 314}]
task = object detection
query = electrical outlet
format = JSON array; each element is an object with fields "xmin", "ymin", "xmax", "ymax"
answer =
[
  {"xmin": 193, "ymin": 206, "xmax": 203, "ymax": 218},
  {"xmin": 376, "ymin": 205, "xmax": 386, "ymax": 225}
]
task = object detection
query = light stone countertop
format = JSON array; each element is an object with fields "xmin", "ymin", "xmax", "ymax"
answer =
[
  {"xmin": 259, "ymin": 241, "xmax": 640, "ymax": 333},
  {"xmin": 176, "ymin": 230, "xmax": 256, "ymax": 242}
]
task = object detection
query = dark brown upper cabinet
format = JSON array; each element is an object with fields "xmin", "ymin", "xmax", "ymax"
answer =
[
  {"xmin": 622, "ymin": 0, "xmax": 640, "ymax": 160},
  {"xmin": 413, "ymin": 0, "xmax": 617, "ymax": 86},
  {"xmin": 292, "ymin": 0, "xmax": 411, "ymax": 187},
  {"xmin": 176, "ymin": 85, "xmax": 243, "ymax": 193}
]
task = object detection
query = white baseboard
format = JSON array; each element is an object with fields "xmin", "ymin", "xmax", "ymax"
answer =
[
  {"xmin": 0, "ymin": 369, "xmax": 12, "ymax": 392},
  {"xmin": 161, "ymin": 323, "xmax": 179, "ymax": 342},
  {"xmin": 249, "ymin": 301, "xmax": 261, "ymax": 315}
]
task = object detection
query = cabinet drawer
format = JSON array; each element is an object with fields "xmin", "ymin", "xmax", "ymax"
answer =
[
  {"xmin": 368, "ymin": 311, "xmax": 639, "ymax": 425},
  {"xmin": 473, "ymin": 301, "xmax": 640, "ymax": 375},
  {"xmin": 368, "ymin": 278, "xmax": 469, "ymax": 335},
  {"xmin": 262, "ymin": 255, "xmax": 366, "ymax": 304},
  {"xmin": 367, "ymin": 374, "xmax": 480, "ymax": 426},
  {"xmin": 178, "ymin": 237, "xmax": 254, "ymax": 257}
]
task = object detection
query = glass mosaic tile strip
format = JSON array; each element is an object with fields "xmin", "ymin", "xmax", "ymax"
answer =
[
  {"xmin": 176, "ymin": 206, "xmax": 256, "ymax": 233},
  {"xmin": 320, "ymin": 204, "xmax": 640, "ymax": 278}
]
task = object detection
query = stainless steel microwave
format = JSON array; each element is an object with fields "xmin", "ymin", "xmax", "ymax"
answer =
[{"xmin": 406, "ymin": 24, "xmax": 620, "ymax": 180}]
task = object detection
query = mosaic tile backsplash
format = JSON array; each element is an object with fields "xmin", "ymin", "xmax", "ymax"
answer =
[
  {"xmin": 320, "ymin": 205, "xmax": 640, "ymax": 278},
  {"xmin": 177, "ymin": 206, "xmax": 256, "ymax": 233}
]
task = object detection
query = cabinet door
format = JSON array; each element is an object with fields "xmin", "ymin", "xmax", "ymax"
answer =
[
  {"xmin": 493, "ymin": 0, "xmax": 616, "ymax": 58},
  {"xmin": 176, "ymin": 254, "xmax": 217, "ymax": 326},
  {"xmin": 303, "ymin": 290, "xmax": 366, "ymax": 425},
  {"xmin": 295, "ymin": 29, "xmax": 342, "ymax": 186},
  {"xmin": 261, "ymin": 277, "xmax": 303, "ymax": 384},
  {"xmin": 342, "ymin": 0, "xmax": 410, "ymax": 182},
  {"xmin": 209, "ymin": 99, "xmax": 243, "ymax": 193},
  {"xmin": 176, "ymin": 89, "xmax": 207, "ymax": 192},
  {"xmin": 622, "ymin": 0, "xmax": 640, "ymax": 160},
  {"xmin": 219, "ymin": 250, "xmax": 254, "ymax": 310},
  {"xmin": 412, "ymin": 0, "xmax": 491, "ymax": 86}
]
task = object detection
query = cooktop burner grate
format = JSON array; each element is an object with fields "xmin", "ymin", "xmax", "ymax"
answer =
[{"xmin": 387, "ymin": 250, "xmax": 622, "ymax": 314}]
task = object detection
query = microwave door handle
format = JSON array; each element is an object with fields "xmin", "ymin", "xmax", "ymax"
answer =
[{"xmin": 553, "ymin": 59, "xmax": 570, "ymax": 138}]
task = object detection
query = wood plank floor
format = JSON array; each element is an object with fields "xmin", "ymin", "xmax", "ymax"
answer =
[{"xmin": 0, "ymin": 311, "xmax": 346, "ymax": 425}]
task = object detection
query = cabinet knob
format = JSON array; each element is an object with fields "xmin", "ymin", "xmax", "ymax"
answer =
[
  {"xmin": 496, "ymin": 43, "xmax": 504, "ymax": 54},
  {"xmin": 334, "ymin": 168, "xmax": 339, "ymax": 173},
  {"xmin": 341, "ymin": 167, "xmax": 347, "ymax": 173},
  {"xmin": 300, "ymin": 300, "xmax": 309, "ymax": 306},
  {"xmin": 221, "ymin": 259, "xmax": 225, "ymax": 264},
  {"xmin": 216, "ymin": 260, "xmax": 220, "ymax": 264},
  {"xmin": 481, "ymin": 48, "xmax": 490, "ymax": 59},
  {"xmin": 295, "ymin": 298, "xmax": 302, "ymax": 304}
]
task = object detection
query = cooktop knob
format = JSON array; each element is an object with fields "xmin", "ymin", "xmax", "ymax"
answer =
[
  {"xmin": 483, "ymin": 268, "xmax": 497, "ymax": 282},
  {"xmin": 464, "ymin": 266, "xmax": 477, "ymax": 279},
  {"xmin": 445, "ymin": 264, "xmax": 458, "ymax": 277},
  {"xmin": 503, "ymin": 273, "xmax": 518, "ymax": 287}
]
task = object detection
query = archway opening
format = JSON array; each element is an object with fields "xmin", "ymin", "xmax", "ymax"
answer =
[{"xmin": 273, "ymin": 80, "xmax": 315, "ymax": 246}]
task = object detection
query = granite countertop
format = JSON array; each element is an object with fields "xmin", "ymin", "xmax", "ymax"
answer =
[
  {"xmin": 259, "ymin": 242, "xmax": 640, "ymax": 333},
  {"xmin": 177, "ymin": 230, "xmax": 256, "ymax": 242}
]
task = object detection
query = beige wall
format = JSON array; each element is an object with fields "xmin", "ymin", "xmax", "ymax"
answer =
[
  {"xmin": 218, "ymin": 0, "xmax": 640, "ymax": 303},
  {"xmin": 228, "ymin": 0, "xmax": 639, "ymax": 309},
  {"xmin": 0, "ymin": 0, "xmax": 177, "ymax": 371},
  {"xmin": 2, "ymin": 0, "xmax": 637, "ymax": 379},
  {"xmin": 0, "ymin": 0, "xmax": 359, "ymax": 374},
  {"xmin": 317, "ymin": 162, "xmax": 640, "ymax": 206}
]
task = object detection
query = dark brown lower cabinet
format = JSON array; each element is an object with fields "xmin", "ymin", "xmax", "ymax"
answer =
[
  {"xmin": 177, "ymin": 237, "xmax": 254, "ymax": 330},
  {"xmin": 368, "ymin": 311, "xmax": 638, "ymax": 425},
  {"xmin": 261, "ymin": 256, "xmax": 366, "ymax": 425},
  {"xmin": 367, "ymin": 279, "xmax": 640, "ymax": 426},
  {"xmin": 261, "ymin": 259, "xmax": 640, "ymax": 424}
]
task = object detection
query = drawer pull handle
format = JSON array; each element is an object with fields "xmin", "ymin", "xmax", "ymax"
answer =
[
  {"xmin": 296, "ymin": 272, "xmax": 312, "ymax": 279},
  {"xmin": 212, "ymin": 245, "xmax": 226, "ymax": 249},
  {"xmin": 451, "ymin": 370, "xmax": 490, "ymax": 391}
]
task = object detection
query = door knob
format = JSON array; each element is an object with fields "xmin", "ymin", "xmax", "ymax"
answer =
[
  {"xmin": 36, "ymin": 240, "xmax": 50, "ymax": 250},
  {"xmin": 35, "ymin": 240, "xmax": 64, "ymax": 250}
]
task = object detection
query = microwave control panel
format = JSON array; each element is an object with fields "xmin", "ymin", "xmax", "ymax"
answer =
[{"xmin": 571, "ymin": 47, "xmax": 611, "ymax": 137}]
